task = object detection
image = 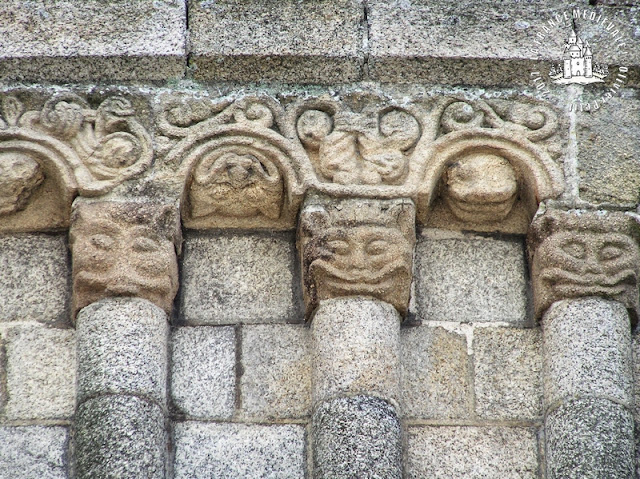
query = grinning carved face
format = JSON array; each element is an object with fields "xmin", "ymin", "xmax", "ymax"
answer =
[
  {"xmin": 0, "ymin": 153, "xmax": 44, "ymax": 216},
  {"xmin": 443, "ymin": 153, "xmax": 518, "ymax": 223},
  {"xmin": 532, "ymin": 230, "xmax": 640, "ymax": 318},
  {"xmin": 70, "ymin": 204, "xmax": 179, "ymax": 316},
  {"xmin": 308, "ymin": 225, "xmax": 413, "ymax": 312}
]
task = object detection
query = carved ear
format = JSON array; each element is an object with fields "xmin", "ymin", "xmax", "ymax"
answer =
[
  {"xmin": 154, "ymin": 205, "xmax": 182, "ymax": 252},
  {"xmin": 388, "ymin": 201, "xmax": 416, "ymax": 239},
  {"xmin": 300, "ymin": 207, "xmax": 329, "ymax": 236}
]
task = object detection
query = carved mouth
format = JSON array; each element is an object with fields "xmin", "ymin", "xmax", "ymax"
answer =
[
  {"xmin": 310, "ymin": 260, "xmax": 410, "ymax": 285},
  {"xmin": 540, "ymin": 268, "xmax": 638, "ymax": 297},
  {"xmin": 74, "ymin": 270, "xmax": 173, "ymax": 297}
]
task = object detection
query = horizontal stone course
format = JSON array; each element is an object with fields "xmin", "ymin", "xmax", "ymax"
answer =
[
  {"xmin": 240, "ymin": 324, "xmax": 311, "ymax": 420},
  {"xmin": 407, "ymin": 425, "xmax": 539, "ymax": 479},
  {"xmin": 0, "ymin": 234, "xmax": 69, "ymax": 324},
  {"xmin": 0, "ymin": 0, "xmax": 186, "ymax": 82},
  {"xmin": 2, "ymin": 323, "xmax": 75, "ymax": 421},
  {"xmin": 180, "ymin": 234, "xmax": 299, "ymax": 325},
  {"xmin": 171, "ymin": 326, "xmax": 235, "ymax": 420},
  {"xmin": 187, "ymin": 0, "xmax": 364, "ymax": 83},
  {"xmin": 415, "ymin": 237, "xmax": 528, "ymax": 324},
  {"xmin": 0, "ymin": 426, "xmax": 69, "ymax": 479},
  {"xmin": 173, "ymin": 421, "xmax": 306, "ymax": 479}
]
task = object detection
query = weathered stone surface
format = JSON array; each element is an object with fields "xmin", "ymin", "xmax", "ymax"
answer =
[
  {"xmin": 70, "ymin": 202, "xmax": 180, "ymax": 317},
  {"xmin": 313, "ymin": 396, "xmax": 402, "ymax": 479},
  {"xmin": 299, "ymin": 197, "xmax": 415, "ymax": 317},
  {"xmin": 240, "ymin": 324, "xmax": 310, "ymax": 420},
  {"xmin": 545, "ymin": 398, "xmax": 634, "ymax": 479},
  {"xmin": 474, "ymin": 327, "xmax": 543, "ymax": 420},
  {"xmin": 577, "ymin": 91, "xmax": 640, "ymax": 204},
  {"xmin": 0, "ymin": 426, "xmax": 68, "ymax": 479},
  {"xmin": 187, "ymin": 0, "xmax": 364, "ymax": 83},
  {"xmin": 368, "ymin": 2, "xmax": 640, "ymax": 87},
  {"xmin": 312, "ymin": 298, "xmax": 400, "ymax": 405},
  {"xmin": 181, "ymin": 233, "xmax": 298, "ymax": 324},
  {"xmin": 0, "ymin": 0, "xmax": 186, "ymax": 82},
  {"xmin": 75, "ymin": 395, "xmax": 165, "ymax": 479},
  {"xmin": 415, "ymin": 236, "xmax": 528, "ymax": 324},
  {"xmin": 76, "ymin": 298, "xmax": 168, "ymax": 406},
  {"xmin": 401, "ymin": 325, "xmax": 472, "ymax": 420},
  {"xmin": 0, "ymin": 234, "xmax": 69, "ymax": 323},
  {"xmin": 529, "ymin": 209, "xmax": 640, "ymax": 321},
  {"xmin": 407, "ymin": 425, "xmax": 539, "ymax": 479},
  {"xmin": 3, "ymin": 324, "xmax": 75, "ymax": 420},
  {"xmin": 173, "ymin": 422, "xmax": 306, "ymax": 479},
  {"xmin": 543, "ymin": 298, "xmax": 632, "ymax": 407},
  {"xmin": 171, "ymin": 326, "xmax": 235, "ymax": 420}
]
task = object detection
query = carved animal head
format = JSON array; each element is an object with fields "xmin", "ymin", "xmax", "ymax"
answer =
[{"xmin": 0, "ymin": 153, "xmax": 44, "ymax": 216}]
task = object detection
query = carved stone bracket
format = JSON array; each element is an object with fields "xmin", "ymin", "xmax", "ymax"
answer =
[
  {"xmin": 69, "ymin": 201, "xmax": 181, "ymax": 318},
  {"xmin": 298, "ymin": 196, "xmax": 416, "ymax": 318},
  {"xmin": 0, "ymin": 94, "xmax": 152, "ymax": 233},
  {"xmin": 528, "ymin": 209, "xmax": 640, "ymax": 324}
]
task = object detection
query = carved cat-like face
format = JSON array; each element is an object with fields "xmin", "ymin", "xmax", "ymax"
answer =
[
  {"xmin": 0, "ymin": 153, "xmax": 44, "ymax": 216},
  {"xmin": 307, "ymin": 225, "xmax": 413, "ymax": 314},
  {"xmin": 532, "ymin": 230, "xmax": 640, "ymax": 317},
  {"xmin": 443, "ymin": 153, "xmax": 518, "ymax": 223},
  {"xmin": 70, "ymin": 207, "xmax": 178, "ymax": 316}
]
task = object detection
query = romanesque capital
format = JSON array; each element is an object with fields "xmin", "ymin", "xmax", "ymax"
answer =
[
  {"xmin": 528, "ymin": 209, "xmax": 640, "ymax": 323},
  {"xmin": 298, "ymin": 196, "xmax": 416, "ymax": 318},
  {"xmin": 70, "ymin": 201, "xmax": 181, "ymax": 317}
]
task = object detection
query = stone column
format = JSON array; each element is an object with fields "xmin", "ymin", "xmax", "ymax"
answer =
[
  {"xmin": 298, "ymin": 196, "xmax": 415, "ymax": 479},
  {"xmin": 528, "ymin": 209, "xmax": 639, "ymax": 479},
  {"xmin": 70, "ymin": 202, "xmax": 180, "ymax": 479}
]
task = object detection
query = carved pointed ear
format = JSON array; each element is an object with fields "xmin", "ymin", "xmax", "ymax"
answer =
[
  {"xmin": 388, "ymin": 201, "xmax": 416, "ymax": 240},
  {"xmin": 154, "ymin": 205, "xmax": 182, "ymax": 253},
  {"xmin": 299, "ymin": 207, "xmax": 330, "ymax": 236}
]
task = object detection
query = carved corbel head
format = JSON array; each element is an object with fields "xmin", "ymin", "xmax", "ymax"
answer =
[
  {"xmin": 298, "ymin": 197, "xmax": 416, "ymax": 318},
  {"xmin": 528, "ymin": 209, "xmax": 640, "ymax": 324},
  {"xmin": 70, "ymin": 202, "xmax": 181, "ymax": 318},
  {"xmin": 0, "ymin": 153, "xmax": 44, "ymax": 216}
]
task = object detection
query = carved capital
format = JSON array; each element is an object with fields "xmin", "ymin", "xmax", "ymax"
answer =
[
  {"xmin": 298, "ymin": 197, "xmax": 416, "ymax": 318},
  {"xmin": 528, "ymin": 209, "xmax": 640, "ymax": 323},
  {"xmin": 70, "ymin": 202, "xmax": 181, "ymax": 318}
]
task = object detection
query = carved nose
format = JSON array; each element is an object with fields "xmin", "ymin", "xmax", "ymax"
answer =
[
  {"xmin": 351, "ymin": 247, "xmax": 368, "ymax": 270},
  {"xmin": 584, "ymin": 255, "xmax": 604, "ymax": 274}
]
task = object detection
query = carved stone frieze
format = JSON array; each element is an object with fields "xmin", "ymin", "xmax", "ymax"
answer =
[
  {"xmin": 69, "ymin": 202, "xmax": 180, "ymax": 317},
  {"xmin": 528, "ymin": 209, "xmax": 640, "ymax": 323},
  {"xmin": 0, "ymin": 93, "xmax": 152, "ymax": 233},
  {"xmin": 298, "ymin": 196, "xmax": 416, "ymax": 317}
]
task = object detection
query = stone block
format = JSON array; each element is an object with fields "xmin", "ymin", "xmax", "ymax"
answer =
[
  {"xmin": 312, "ymin": 298, "xmax": 400, "ymax": 405},
  {"xmin": 473, "ymin": 327, "xmax": 543, "ymax": 421},
  {"xmin": 76, "ymin": 298, "xmax": 168, "ymax": 406},
  {"xmin": 0, "ymin": 234, "xmax": 69, "ymax": 324},
  {"xmin": 173, "ymin": 422, "xmax": 306, "ymax": 479},
  {"xmin": 171, "ymin": 326, "xmax": 235, "ymax": 420},
  {"xmin": 75, "ymin": 395, "xmax": 165, "ymax": 479},
  {"xmin": 368, "ymin": 2, "xmax": 640, "ymax": 87},
  {"xmin": 313, "ymin": 396, "xmax": 402, "ymax": 479},
  {"xmin": 187, "ymin": 0, "xmax": 364, "ymax": 83},
  {"xmin": 0, "ymin": 0, "xmax": 186, "ymax": 82},
  {"xmin": 543, "ymin": 298, "xmax": 633, "ymax": 408},
  {"xmin": 181, "ymin": 234, "xmax": 299, "ymax": 324},
  {"xmin": 577, "ymin": 91, "xmax": 640, "ymax": 205},
  {"xmin": 407, "ymin": 425, "xmax": 539, "ymax": 479},
  {"xmin": 3, "ymin": 324, "xmax": 75, "ymax": 420},
  {"xmin": 240, "ymin": 324, "xmax": 310, "ymax": 420},
  {"xmin": 401, "ymin": 325, "xmax": 472, "ymax": 419},
  {"xmin": 415, "ymin": 237, "xmax": 528, "ymax": 324},
  {"xmin": 545, "ymin": 398, "xmax": 634, "ymax": 479},
  {"xmin": 0, "ymin": 426, "xmax": 68, "ymax": 479}
]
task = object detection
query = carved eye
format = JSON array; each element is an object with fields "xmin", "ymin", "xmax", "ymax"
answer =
[
  {"xmin": 599, "ymin": 245, "xmax": 623, "ymax": 261},
  {"xmin": 132, "ymin": 237, "xmax": 160, "ymax": 253},
  {"xmin": 561, "ymin": 241, "xmax": 586, "ymax": 259},
  {"xmin": 327, "ymin": 240, "xmax": 349, "ymax": 255},
  {"xmin": 366, "ymin": 239, "xmax": 389, "ymax": 255},
  {"xmin": 90, "ymin": 234, "xmax": 115, "ymax": 251}
]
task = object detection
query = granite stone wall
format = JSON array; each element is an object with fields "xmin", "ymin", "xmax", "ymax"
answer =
[{"xmin": 1, "ymin": 1, "xmax": 639, "ymax": 478}]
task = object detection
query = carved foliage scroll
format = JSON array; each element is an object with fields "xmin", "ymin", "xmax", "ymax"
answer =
[
  {"xmin": 528, "ymin": 210, "xmax": 640, "ymax": 323},
  {"xmin": 298, "ymin": 197, "xmax": 416, "ymax": 317},
  {"xmin": 70, "ymin": 202, "xmax": 180, "ymax": 317}
]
